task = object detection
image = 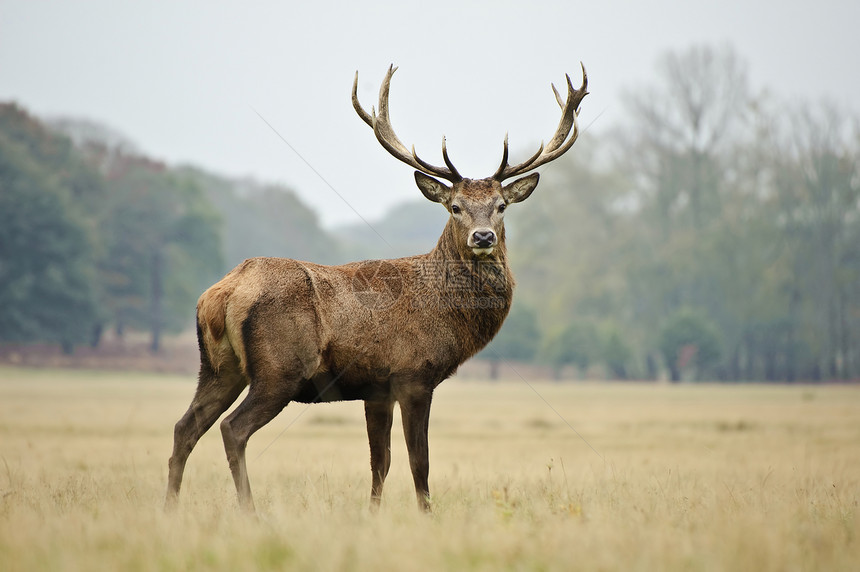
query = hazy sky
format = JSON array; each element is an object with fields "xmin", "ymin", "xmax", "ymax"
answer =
[{"xmin": 2, "ymin": 0, "xmax": 858, "ymax": 227}]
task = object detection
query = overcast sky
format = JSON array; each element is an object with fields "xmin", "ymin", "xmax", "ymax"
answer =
[{"xmin": 2, "ymin": 0, "xmax": 858, "ymax": 227}]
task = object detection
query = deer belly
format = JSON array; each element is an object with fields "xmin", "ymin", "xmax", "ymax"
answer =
[{"xmin": 293, "ymin": 371, "xmax": 390, "ymax": 403}]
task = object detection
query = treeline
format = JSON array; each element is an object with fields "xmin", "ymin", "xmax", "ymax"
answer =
[
  {"xmin": 2, "ymin": 45, "xmax": 858, "ymax": 381},
  {"xmin": 486, "ymin": 46, "xmax": 860, "ymax": 382},
  {"xmin": 0, "ymin": 105, "xmax": 339, "ymax": 352}
]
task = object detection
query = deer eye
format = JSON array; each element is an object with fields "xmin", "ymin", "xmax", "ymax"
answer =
[
  {"xmin": 451, "ymin": 204, "xmax": 461, "ymax": 214},
  {"xmin": 497, "ymin": 203, "xmax": 506, "ymax": 213}
]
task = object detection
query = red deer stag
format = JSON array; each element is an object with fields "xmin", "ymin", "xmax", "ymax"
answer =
[{"xmin": 165, "ymin": 64, "xmax": 588, "ymax": 512}]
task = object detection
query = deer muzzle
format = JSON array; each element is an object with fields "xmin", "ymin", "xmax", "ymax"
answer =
[{"xmin": 469, "ymin": 228, "xmax": 497, "ymax": 255}]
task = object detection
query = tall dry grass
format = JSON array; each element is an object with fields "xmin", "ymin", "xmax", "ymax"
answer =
[{"xmin": 0, "ymin": 366, "xmax": 857, "ymax": 570}]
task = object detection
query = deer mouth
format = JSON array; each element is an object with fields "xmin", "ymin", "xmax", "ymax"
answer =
[{"xmin": 470, "ymin": 246, "xmax": 495, "ymax": 257}]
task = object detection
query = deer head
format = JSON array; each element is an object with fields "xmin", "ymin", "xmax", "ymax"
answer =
[{"xmin": 352, "ymin": 65, "xmax": 588, "ymax": 258}]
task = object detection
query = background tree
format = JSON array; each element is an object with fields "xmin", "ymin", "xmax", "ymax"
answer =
[
  {"xmin": 659, "ymin": 309, "xmax": 722, "ymax": 381},
  {"xmin": 96, "ymin": 153, "xmax": 222, "ymax": 351},
  {"xmin": 764, "ymin": 101, "xmax": 860, "ymax": 380},
  {"xmin": 540, "ymin": 321, "xmax": 600, "ymax": 380},
  {"xmin": 617, "ymin": 44, "xmax": 750, "ymax": 230},
  {"xmin": 509, "ymin": 139, "xmax": 631, "ymax": 334},
  {"xmin": 0, "ymin": 104, "xmax": 102, "ymax": 351},
  {"xmin": 600, "ymin": 324, "xmax": 633, "ymax": 380}
]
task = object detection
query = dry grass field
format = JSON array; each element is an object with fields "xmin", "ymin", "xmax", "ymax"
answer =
[{"xmin": 0, "ymin": 365, "xmax": 857, "ymax": 571}]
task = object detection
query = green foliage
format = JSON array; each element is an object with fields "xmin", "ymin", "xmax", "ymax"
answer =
[
  {"xmin": 95, "ymin": 154, "xmax": 222, "ymax": 348},
  {"xmin": 0, "ymin": 104, "xmax": 101, "ymax": 348},
  {"xmin": 601, "ymin": 324, "xmax": 633, "ymax": 380},
  {"xmin": 659, "ymin": 310, "xmax": 722, "ymax": 381},
  {"xmin": 509, "ymin": 140, "xmax": 629, "ymax": 332},
  {"xmin": 481, "ymin": 302, "xmax": 540, "ymax": 362},
  {"xmin": 541, "ymin": 321, "xmax": 600, "ymax": 378}
]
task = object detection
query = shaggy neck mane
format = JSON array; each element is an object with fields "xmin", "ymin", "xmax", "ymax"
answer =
[{"xmin": 416, "ymin": 217, "xmax": 515, "ymax": 358}]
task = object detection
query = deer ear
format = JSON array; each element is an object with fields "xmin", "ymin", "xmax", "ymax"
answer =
[
  {"xmin": 414, "ymin": 171, "xmax": 451, "ymax": 204},
  {"xmin": 501, "ymin": 173, "xmax": 540, "ymax": 204}
]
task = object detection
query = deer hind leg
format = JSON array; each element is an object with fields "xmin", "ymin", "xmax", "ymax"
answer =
[
  {"xmin": 165, "ymin": 361, "xmax": 247, "ymax": 510},
  {"xmin": 364, "ymin": 397, "xmax": 395, "ymax": 509},
  {"xmin": 220, "ymin": 377, "xmax": 297, "ymax": 513},
  {"xmin": 397, "ymin": 386, "xmax": 434, "ymax": 512},
  {"xmin": 221, "ymin": 297, "xmax": 320, "ymax": 512}
]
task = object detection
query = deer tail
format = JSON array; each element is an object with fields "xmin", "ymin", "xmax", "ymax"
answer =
[{"xmin": 196, "ymin": 282, "xmax": 231, "ymax": 371}]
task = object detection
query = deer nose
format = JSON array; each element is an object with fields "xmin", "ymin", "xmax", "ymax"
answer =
[{"xmin": 471, "ymin": 229, "xmax": 497, "ymax": 249}]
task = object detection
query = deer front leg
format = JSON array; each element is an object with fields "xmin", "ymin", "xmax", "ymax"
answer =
[
  {"xmin": 398, "ymin": 388, "xmax": 433, "ymax": 512},
  {"xmin": 364, "ymin": 398, "xmax": 395, "ymax": 509}
]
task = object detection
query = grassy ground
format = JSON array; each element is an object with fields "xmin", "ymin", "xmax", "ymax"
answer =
[{"xmin": 0, "ymin": 366, "xmax": 857, "ymax": 571}]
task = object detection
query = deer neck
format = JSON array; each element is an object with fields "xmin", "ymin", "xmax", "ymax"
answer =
[{"xmin": 417, "ymin": 218, "xmax": 514, "ymax": 357}]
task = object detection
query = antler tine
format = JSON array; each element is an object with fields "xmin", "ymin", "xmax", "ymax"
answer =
[
  {"xmin": 493, "ymin": 133, "xmax": 510, "ymax": 180},
  {"xmin": 352, "ymin": 71, "xmax": 374, "ymax": 128},
  {"xmin": 410, "ymin": 136, "xmax": 462, "ymax": 180},
  {"xmin": 494, "ymin": 62, "xmax": 589, "ymax": 181},
  {"xmin": 353, "ymin": 65, "xmax": 462, "ymax": 183},
  {"xmin": 441, "ymin": 136, "xmax": 462, "ymax": 180},
  {"xmin": 493, "ymin": 134, "xmax": 546, "ymax": 181},
  {"xmin": 552, "ymin": 83, "xmax": 564, "ymax": 109}
]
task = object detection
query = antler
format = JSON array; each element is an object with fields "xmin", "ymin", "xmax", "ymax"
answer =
[
  {"xmin": 353, "ymin": 65, "xmax": 463, "ymax": 183},
  {"xmin": 493, "ymin": 63, "xmax": 589, "ymax": 181}
]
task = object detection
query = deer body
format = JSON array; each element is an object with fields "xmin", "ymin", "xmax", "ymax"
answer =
[
  {"xmin": 198, "ymin": 222, "xmax": 512, "ymax": 403},
  {"xmin": 166, "ymin": 65, "xmax": 587, "ymax": 512}
]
